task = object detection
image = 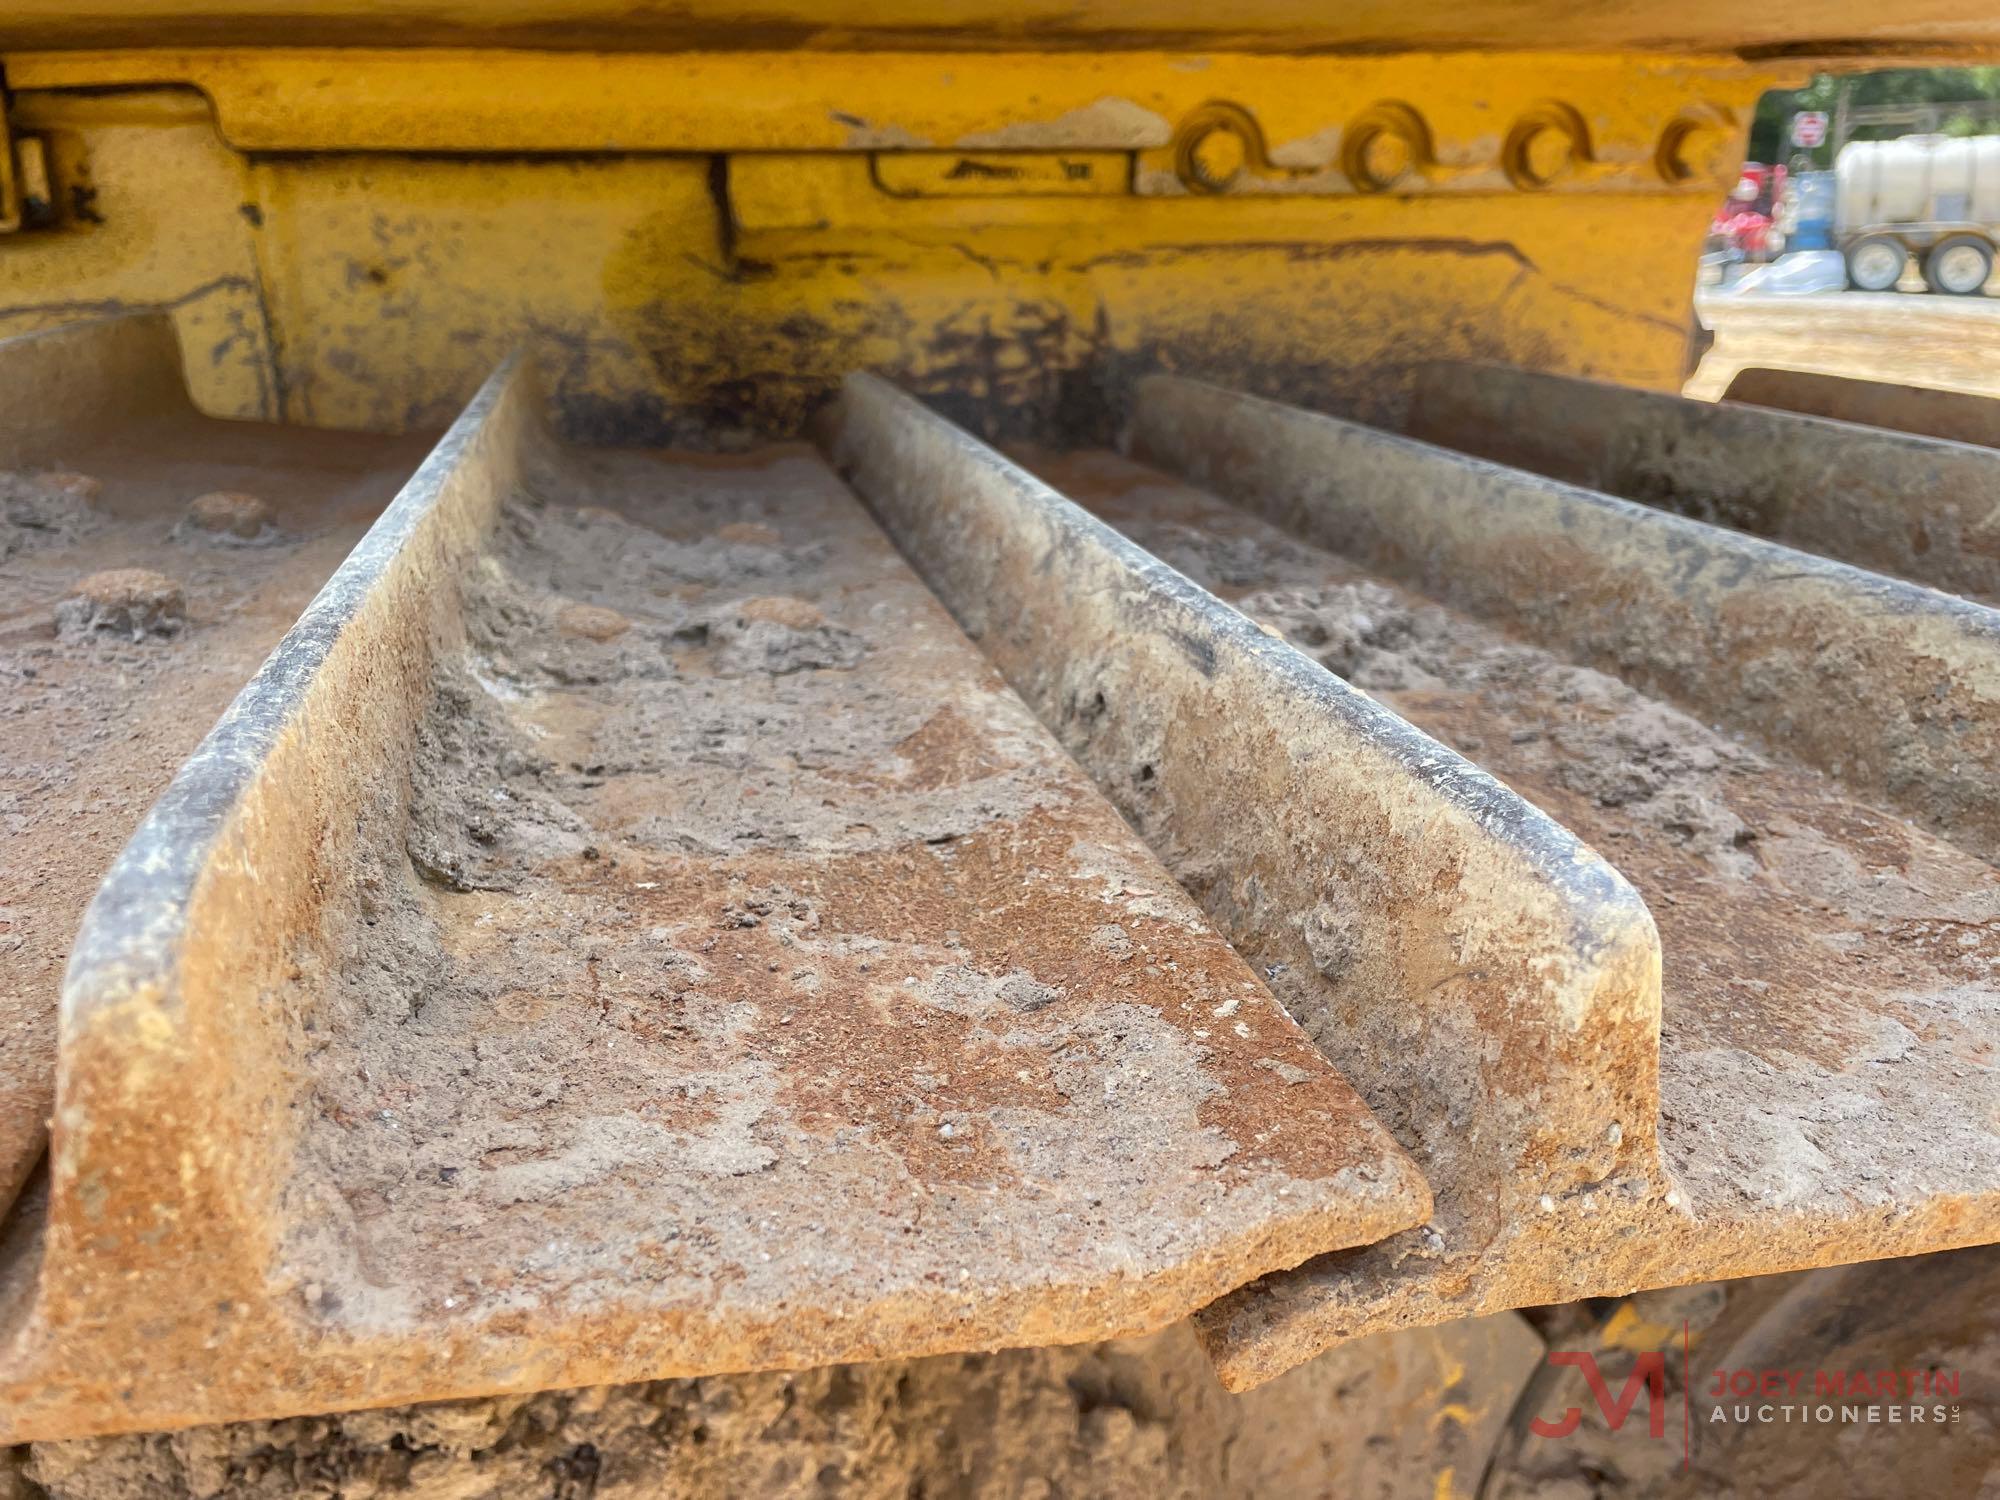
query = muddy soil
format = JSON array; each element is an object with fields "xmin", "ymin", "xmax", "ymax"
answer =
[
  {"xmin": 1020, "ymin": 448, "xmax": 2000, "ymax": 1225},
  {"xmin": 0, "ymin": 420, "xmax": 433, "ymax": 1209}
]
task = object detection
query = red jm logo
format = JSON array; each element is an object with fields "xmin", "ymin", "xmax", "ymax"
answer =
[{"xmin": 1530, "ymin": 1351, "xmax": 1669, "ymax": 1439}]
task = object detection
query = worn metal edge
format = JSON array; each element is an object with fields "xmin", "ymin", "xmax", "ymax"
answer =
[
  {"xmin": 0, "ymin": 356, "xmax": 539, "ymax": 1399},
  {"xmin": 822, "ymin": 373, "xmax": 1669, "ymax": 1369},
  {"xmin": 58, "ymin": 354, "xmax": 531, "ymax": 1040},
  {"xmin": 1195, "ymin": 1189, "xmax": 2000, "ymax": 1393},
  {"xmin": 1723, "ymin": 366, "xmax": 2000, "ymax": 450},
  {"xmin": 1406, "ymin": 358, "xmax": 2000, "ymax": 602},
  {"xmin": 1130, "ymin": 372, "xmax": 2000, "ymax": 1386},
  {"xmin": 827, "ymin": 372, "xmax": 1659, "ymax": 1023},
  {"xmin": 820, "ymin": 382, "xmax": 1448, "ymax": 1254},
  {"xmin": 0, "ymin": 359, "xmax": 1445, "ymax": 1443},
  {"xmin": 1132, "ymin": 373, "xmax": 2000, "ymax": 865}
]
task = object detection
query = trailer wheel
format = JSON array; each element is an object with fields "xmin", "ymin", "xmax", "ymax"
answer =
[
  {"xmin": 1923, "ymin": 234, "xmax": 1994, "ymax": 295},
  {"xmin": 1845, "ymin": 236, "xmax": 1908, "ymax": 292}
]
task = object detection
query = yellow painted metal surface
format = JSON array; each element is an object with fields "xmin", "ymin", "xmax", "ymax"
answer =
[
  {"xmin": 9, "ymin": 48, "xmax": 1763, "ymax": 159},
  {"xmin": 5, "ymin": 0, "xmax": 2000, "ymax": 55},
  {"xmin": 0, "ymin": 92, "xmax": 277, "ymax": 418},
  {"xmin": 0, "ymin": 48, "xmax": 1780, "ymax": 441}
]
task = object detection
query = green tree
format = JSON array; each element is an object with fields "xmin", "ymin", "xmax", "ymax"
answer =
[{"xmin": 1748, "ymin": 67, "xmax": 2000, "ymax": 167}]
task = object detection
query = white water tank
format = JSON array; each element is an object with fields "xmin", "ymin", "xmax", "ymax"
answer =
[{"xmin": 1835, "ymin": 134, "xmax": 2000, "ymax": 230}]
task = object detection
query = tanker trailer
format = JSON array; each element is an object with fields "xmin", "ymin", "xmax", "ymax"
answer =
[{"xmin": 1837, "ymin": 132, "xmax": 2000, "ymax": 293}]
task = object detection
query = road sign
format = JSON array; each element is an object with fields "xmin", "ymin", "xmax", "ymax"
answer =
[{"xmin": 1792, "ymin": 111, "xmax": 1829, "ymax": 149}]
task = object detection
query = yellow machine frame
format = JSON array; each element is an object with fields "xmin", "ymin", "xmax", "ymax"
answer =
[{"xmin": 1, "ymin": 47, "xmax": 1784, "ymax": 442}]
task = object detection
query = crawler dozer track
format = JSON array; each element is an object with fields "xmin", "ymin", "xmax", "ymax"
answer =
[
  {"xmin": 5, "ymin": 321, "xmax": 1430, "ymax": 1436},
  {"xmin": 4, "ymin": 310, "xmax": 1999, "ymax": 1444},
  {"xmin": 3, "ymin": 7, "xmax": 2000, "ymax": 1489}
]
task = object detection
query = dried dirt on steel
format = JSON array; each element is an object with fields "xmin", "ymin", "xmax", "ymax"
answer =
[
  {"xmin": 19, "ymin": 1311, "xmax": 1539, "ymax": 1500},
  {"xmin": 271, "ymin": 444, "xmax": 1416, "ymax": 1366},
  {"xmin": 0, "ymin": 417, "xmax": 433, "ymax": 1210},
  {"xmin": 1021, "ymin": 448, "xmax": 2000, "ymax": 1225}
]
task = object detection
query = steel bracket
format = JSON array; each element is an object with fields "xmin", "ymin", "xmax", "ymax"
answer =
[{"xmin": 0, "ymin": 102, "xmax": 53, "ymax": 233}]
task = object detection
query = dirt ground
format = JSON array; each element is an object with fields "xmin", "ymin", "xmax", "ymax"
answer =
[{"xmin": 0, "ymin": 419, "xmax": 431, "ymax": 1209}]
